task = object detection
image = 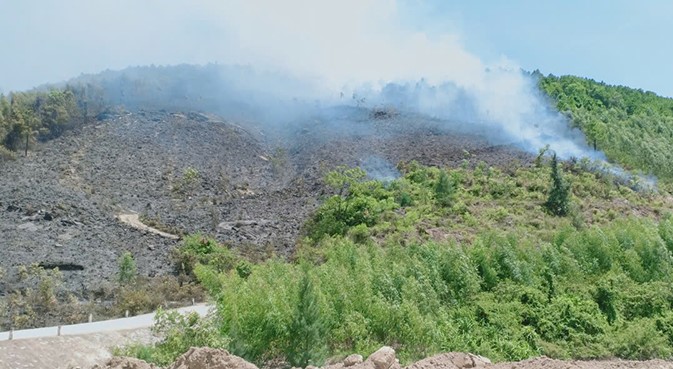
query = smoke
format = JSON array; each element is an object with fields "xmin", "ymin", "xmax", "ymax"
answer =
[
  {"xmin": 192, "ymin": 0, "xmax": 600, "ymax": 161},
  {"xmin": 5, "ymin": 0, "xmax": 604, "ymax": 162},
  {"xmin": 361, "ymin": 156, "xmax": 401, "ymax": 183}
]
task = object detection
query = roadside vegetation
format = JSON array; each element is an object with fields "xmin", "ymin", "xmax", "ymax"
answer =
[
  {"xmin": 0, "ymin": 253, "xmax": 204, "ymax": 330},
  {"xmin": 120, "ymin": 158, "xmax": 673, "ymax": 366}
]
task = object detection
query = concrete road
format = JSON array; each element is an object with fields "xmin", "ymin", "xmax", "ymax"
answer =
[{"xmin": 0, "ymin": 304, "xmax": 211, "ymax": 341}]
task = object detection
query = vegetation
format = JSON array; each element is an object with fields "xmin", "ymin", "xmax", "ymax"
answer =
[
  {"xmin": 0, "ymin": 85, "xmax": 104, "ymax": 157},
  {"xmin": 0, "ymin": 260, "xmax": 203, "ymax": 330},
  {"xmin": 544, "ymin": 153, "xmax": 571, "ymax": 216},
  {"xmin": 118, "ymin": 252, "xmax": 138, "ymax": 286},
  {"xmin": 114, "ymin": 308, "xmax": 227, "ymax": 366},
  {"xmin": 4, "ymin": 68, "xmax": 673, "ymax": 365},
  {"xmin": 127, "ymin": 160, "xmax": 673, "ymax": 365},
  {"xmin": 538, "ymin": 73, "xmax": 673, "ymax": 180}
]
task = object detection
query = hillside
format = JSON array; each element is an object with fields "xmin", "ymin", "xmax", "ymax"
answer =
[
  {"xmin": 1, "ymin": 66, "xmax": 673, "ymax": 366},
  {"xmin": 0, "ymin": 103, "xmax": 532, "ymax": 328},
  {"xmin": 538, "ymin": 73, "xmax": 673, "ymax": 180}
]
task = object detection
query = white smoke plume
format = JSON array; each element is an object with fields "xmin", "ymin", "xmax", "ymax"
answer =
[{"xmin": 3, "ymin": 0, "xmax": 600, "ymax": 160}]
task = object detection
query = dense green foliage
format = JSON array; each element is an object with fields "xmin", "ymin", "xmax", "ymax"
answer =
[
  {"xmin": 538, "ymin": 73, "xmax": 673, "ymax": 180},
  {"xmin": 114, "ymin": 308, "xmax": 227, "ymax": 366},
  {"xmin": 131, "ymin": 161, "xmax": 673, "ymax": 365},
  {"xmin": 0, "ymin": 86, "xmax": 103, "ymax": 157}
]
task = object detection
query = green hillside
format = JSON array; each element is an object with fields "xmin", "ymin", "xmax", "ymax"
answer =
[
  {"xmin": 538, "ymin": 73, "xmax": 673, "ymax": 180},
  {"xmin": 122, "ymin": 160, "xmax": 673, "ymax": 366}
]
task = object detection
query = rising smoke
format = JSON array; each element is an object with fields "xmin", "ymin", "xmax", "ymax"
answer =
[
  {"xmin": 193, "ymin": 0, "xmax": 602, "ymax": 161},
  {"xmin": 17, "ymin": 0, "xmax": 604, "ymax": 162}
]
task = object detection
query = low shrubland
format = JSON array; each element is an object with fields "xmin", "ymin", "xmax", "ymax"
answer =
[{"xmin": 125, "ymin": 159, "xmax": 673, "ymax": 366}]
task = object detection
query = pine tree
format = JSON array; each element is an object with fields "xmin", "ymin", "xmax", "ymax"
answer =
[
  {"xmin": 545, "ymin": 153, "xmax": 571, "ymax": 216},
  {"xmin": 287, "ymin": 269, "xmax": 324, "ymax": 367},
  {"xmin": 434, "ymin": 170, "xmax": 456, "ymax": 207}
]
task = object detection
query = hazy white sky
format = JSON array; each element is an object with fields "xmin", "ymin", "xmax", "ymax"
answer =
[{"xmin": 1, "ymin": 0, "xmax": 672, "ymax": 96}]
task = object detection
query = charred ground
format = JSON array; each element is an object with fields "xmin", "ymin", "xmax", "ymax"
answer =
[{"xmin": 0, "ymin": 107, "xmax": 531, "ymax": 295}]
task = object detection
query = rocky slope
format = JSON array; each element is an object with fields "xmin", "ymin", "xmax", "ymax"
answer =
[{"xmin": 0, "ymin": 107, "xmax": 531, "ymax": 295}]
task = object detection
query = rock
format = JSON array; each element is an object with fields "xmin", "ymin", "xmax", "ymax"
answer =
[
  {"xmin": 17, "ymin": 222, "xmax": 40, "ymax": 232},
  {"xmin": 168, "ymin": 347, "xmax": 260, "ymax": 369},
  {"xmin": 344, "ymin": 354, "xmax": 364, "ymax": 367},
  {"xmin": 405, "ymin": 353, "xmax": 491, "ymax": 369},
  {"xmin": 367, "ymin": 346, "xmax": 396, "ymax": 369},
  {"xmin": 93, "ymin": 356, "xmax": 158, "ymax": 369}
]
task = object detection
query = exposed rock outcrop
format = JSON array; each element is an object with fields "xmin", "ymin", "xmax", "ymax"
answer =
[
  {"xmin": 92, "ymin": 356, "xmax": 158, "ymax": 369},
  {"xmin": 167, "ymin": 347, "xmax": 259, "ymax": 369},
  {"xmin": 405, "ymin": 353, "xmax": 491, "ymax": 369}
]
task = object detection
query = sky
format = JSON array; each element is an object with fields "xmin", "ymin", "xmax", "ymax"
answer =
[{"xmin": 0, "ymin": 0, "xmax": 672, "ymax": 97}]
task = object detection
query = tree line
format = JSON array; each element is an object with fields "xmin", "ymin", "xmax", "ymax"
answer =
[
  {"xmin": 537, "ymin": 73, "xmax": 673, "ymax": 180},
  {"xmin": 0, "ymin": 85, "xmax": 105, "ymax": 158}
]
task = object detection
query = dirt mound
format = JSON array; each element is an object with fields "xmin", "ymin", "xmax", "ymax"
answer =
[
  {"xmin": 406, "ymin": 352, "xmax": 491, "ymax": 369},
  {"xmin": 91, "ymin": 346, "xmax": 673, "ymax": 369},
  {"xmin": 168, "ymin": 347, "xmax": 259, "ymax": 369}
]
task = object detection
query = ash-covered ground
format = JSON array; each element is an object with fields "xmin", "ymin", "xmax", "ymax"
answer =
[{"xmin": 0, "ymin": 107, "xmax": 531, "ymax": 295}]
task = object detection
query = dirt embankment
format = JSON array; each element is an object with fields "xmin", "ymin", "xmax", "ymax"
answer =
[{"xmin": 97, "ymin": 346, "xmax": 673, "ymax": 369}]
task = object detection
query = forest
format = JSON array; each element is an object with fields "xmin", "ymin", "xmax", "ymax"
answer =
[
  {"xmin": 0, "ymin": 84, "xmax": 105, "ymax": 160},
  {"xmin": 538, "ymin": 73, "xmax": 673, "ymax": 180}
]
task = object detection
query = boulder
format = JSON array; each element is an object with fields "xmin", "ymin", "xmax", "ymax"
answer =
[
  {"xmin": 168, "ymin": 347, "xmax": 260, "ymax": 369},
  {"xmin": 405, "ymin": 353, "xmax": 491, "ymax": 369},
  {"xmin": 367, "ymin": 347, "xmax": 396, "ymax": 369},
  {"xmin": 344, "ymin": 354, "xmax": 364, "ymax": 367}
]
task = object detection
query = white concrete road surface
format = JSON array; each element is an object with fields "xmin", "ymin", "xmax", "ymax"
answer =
[{"xmin": 0, "ymin": 303, "xmax": 211, "ymax": 341}]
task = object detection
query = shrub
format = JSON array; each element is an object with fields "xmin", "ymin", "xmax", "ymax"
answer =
[
  {"xmin": 288, "ymin": 269, "xmax": 326, "ymax": 367},
  {"xmin": 118, "ymin": 252, "xmax": 137, "ymax": 286}
]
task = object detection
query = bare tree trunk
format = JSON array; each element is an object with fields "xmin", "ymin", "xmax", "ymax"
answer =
[{"xmin": 24, "ymin": 132, "xmax": 29, "ymax": 156}]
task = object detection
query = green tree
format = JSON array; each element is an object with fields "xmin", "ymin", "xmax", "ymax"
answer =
[
  {"xmin": 118, "ymin": 252, "xmax": 138, "ymax": 285},
  {"xmin": 434, "ymin": 170, "xmax": 456, "ymax": 207},
  {"xmin": 544, "ymin": 153, "xmax": 571, "ymax": 216},
  {"xmin": 287, "ymin": 269, "xmax": 325, "ymax": 367}
]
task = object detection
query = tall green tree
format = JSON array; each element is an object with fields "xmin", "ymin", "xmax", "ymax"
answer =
[
  {"xmin": 545, "ymin": 153, "xmax": 571, "ymax": 216},
  {"xmin": 287, "ymin": 269, "xmax": 325, "ymax": 367},
  {"xmin": 434, "ymin": 170, "xmax": 456, "ymax": 207}
]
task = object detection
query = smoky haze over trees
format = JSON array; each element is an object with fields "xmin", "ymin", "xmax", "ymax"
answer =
[{"xmin": 53, "ymin": 64, "xmax": 599, "ymax": 160}]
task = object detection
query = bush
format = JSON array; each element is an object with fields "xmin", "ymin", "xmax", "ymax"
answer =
[
  {"xmin": 115, "ymin": 309, "xmax": 227, "ymax": 366},
  {"xmin": 118, "ymin": 252, "xmax": 137, "ymax": 285},
  {"xmin": 609, "ymin": 319, "xmax": 672, "ymax": 360}
]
